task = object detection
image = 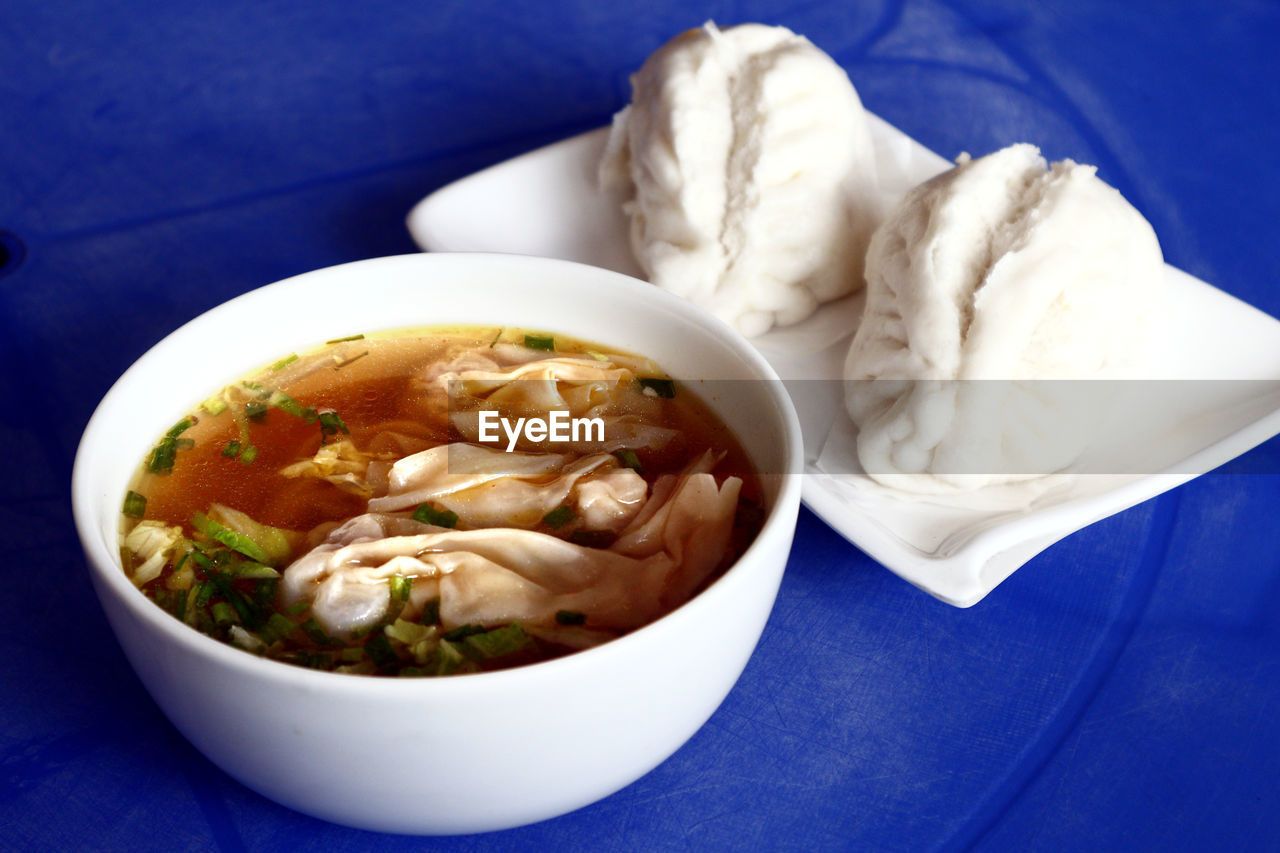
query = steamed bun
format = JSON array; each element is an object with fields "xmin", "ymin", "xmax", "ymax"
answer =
[
  {"xmin": 599, "ymin": 22, "xmax": 878, "ymax": 337},
  {"xmin": 844, "ymin": 143, "xmax": 1164, "ymax": 493}
]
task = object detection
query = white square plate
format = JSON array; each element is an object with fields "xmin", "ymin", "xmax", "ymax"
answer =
[{"xmin": 406, "ymin": 114, "xmax": 1280, "ymax": 606}]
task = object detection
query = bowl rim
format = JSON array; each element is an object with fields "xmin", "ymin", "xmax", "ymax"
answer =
[{"xmin": 71, "ymin": 251, "xmax": 804, "ymax": 696}]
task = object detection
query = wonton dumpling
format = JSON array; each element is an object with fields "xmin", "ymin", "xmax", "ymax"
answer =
[
  {"xmin": 599, "ymin": 22, "xmax": 878, "ymax": 337},
  {"xmin": 414, "ymin": 347, "xmax": 678, "ymax": 453},
  {"xmin": 367, "ymin": 442, "xmax": 647, "ymax": 531},
  {"xmin": 283, "ymin": 458, "xmax": 741, "ymax": 637},
  {"xmin": 844, "ymin": 143, "xmax": 1164, "ymax": 493}
]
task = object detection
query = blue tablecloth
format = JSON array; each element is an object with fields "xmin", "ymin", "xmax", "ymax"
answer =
[{"xmin": 4, "ymin": 2, "xmax": 1278, "ymax": 849}]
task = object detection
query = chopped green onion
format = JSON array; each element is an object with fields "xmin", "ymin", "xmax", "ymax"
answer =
[
  {"xmin": 463, "ymin": 624, "xmax": 529, "ymax": 659},
  {"xmin": 166, "ymin": 417, "xmax": 195, "ymax": 438},
  {"xmin": 301, "ymin": 618, "xmax": 337, "ymax": 647},
  {"xmin": 268, "ymin": 390, "xmax": 317, "ymax": 423},
  {"xmin": 489, "ymin": 328, "xmax": 503, "ymax": 348},
  {"xmin": 638, "ymin": 377, "xmax": 676, "ymax": 398},
  {"xmin": 238, "ymin": 445, "xmax": 258, "ymax": 465},
  {"xmin": 208, "ymin": 504, "xmax": 297, "ymax": 566},
  {"xmin": 261, "ymin": 612, "xmax": 298, "ymax": 644},
  {"xmin": 613, "ymin": 448, "xmax": 643, "ymax": 474},
  {"xmin": 426, "ymin": 639, "xmax": 470, "ymax": 675},
  {"xmin": 542, "ymin": 505, "xmax": 575, "ymax": 529},
  {"xmin": 388, "ymin": 574, "xmax": 413, "ymax": 602},
  {"xmin": 555, "ymin": 610, "xmax": 586, "ymax": 626},
  {"xmin": 191, "ymin": 556, "xmax": 257, "ymax": 625},
  {"xmin": 524, "ymin": 333, "xmax": 555, "ymax": 351},
  {"xmin": 148, "ymin": 437, "xmax": 178, "ymax": 474},
  {"xmin": 194, "ymin": 580, "xmax": 215, "ymax": 607},
  {"xmin": 221, "ymin": 440, "xmax": 242, "ymax": 459},
  {"xmin": 122, "ymin": 490, "xmax": 147, "ymax": 519},
  {"xmin": 228, "ymin": 561, "xmax": 279, "ymax": 580},
  {"xmin": 245, "ymin": 401, "xmax": 268, "ymax": 422},
  {"xmin": 326, "ymin": 333, "xmax": 365, "ymax": 344},
  {"xmin": 271, "ymin": 354, "xmax": 298, "ymax": 371},
  {"xmin": 364, "ymin": 633, "xmax": 400, "ymax": 673},
  {"xmin": 442, "ymin": 624, "xmax": 486, "ymax": 642},
  {"xmin": 211, "ymin": 601, "xmax": 239, "ymax": 626},
  {"xmin": 202, "ymin": 397, "xmax": 228, "ymax": 416},
  {"xmin": 412, "ymin": 503, "xmax": 459, "ymax": 528},
  {"xmin": 318, "ymin": 410, "xmax": 349, "ymax": 440},
  {"xmin": 172, "ymin": 588, "xmax": 188, "ymax": 622},
  {"xmin": 293, "ymin": 650, "xmax": 333, "ymax": 669},
  {"xmin": 287, "ymin": 600, "xmax": 310, "ymax": 617},
  {"xmin": 193, "ymin": 512, "xmax": 271, "ymax": 564},
  {"xmin": 385, "ymin": 617, "xmax": 434, "ymax": 646},
  {"xmin": 420, "ymin": 596, "xmax": 441, "ymax": 625},
  {"xmin": 252, "ymin": 578, "xmax": 278, "ymax": 610}
]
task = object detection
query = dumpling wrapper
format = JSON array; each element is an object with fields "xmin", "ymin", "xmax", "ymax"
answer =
[
  {"xmin": 283, "ymin": 468, "xmax": 742, "ymax": 638},
  {"xmin": 413, "ymin": 347, "xmax": 679, "ymax": 453},
  {"xmin": 367, "ymin": 442, "xmax": 647, "ymax": 531},
  {"xmin": 844, "ymin": 143, "xmax": 1165, "ymax": 494},
  {"xmin": 600, "ymin": 22, "xmax": 878, "ymax": 337}
]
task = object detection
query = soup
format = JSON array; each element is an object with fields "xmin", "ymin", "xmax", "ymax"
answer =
[{"xmin": 120, "ymin": 327, "xmax": 763, "ymax": 676}]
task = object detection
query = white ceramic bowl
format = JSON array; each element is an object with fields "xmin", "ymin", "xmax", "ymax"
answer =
[{"xmin": 71, "ymin": 253, "xmax": 803, "ymax": 835}]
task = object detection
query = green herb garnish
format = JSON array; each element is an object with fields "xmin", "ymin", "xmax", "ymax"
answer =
[
  {"xmin": 524, "ymin": 333, "xmax": 555, "ymax": 351},
  {"xmin": 148, "ymin": 437, "xmax": 179, "ymax": 474},
  {"xmin": 542, "ymin": 505, "xmax": 575, "ymax": 529},
  {"xmin": 202, "ymin": 397, "xmax": 228, "ymax": 416},
  {"xmin": 122, "ymin": 490, "xmax": 147, "ymax": 519},
  {"xmin": 463, "ymin": 624, "xmax": 529, "ymax": 659},
  {"xmin": 442, "ymin": 624, "xmax": 486, "ymax": 642},
  {"xmin": 167, "ymin": 417, "xmax": 195, "ymax": 438},
  {"xmin": 420, "ymin": 596, "xmax": 441, "ymax": 625},
  {"xmin": 364, "ymin": 633, "xmax": 400, "ymax": 673},
  {"xmin": 426, "ymin": 639, "xmax": 471, "ymax": 675},
  {"xmin": 268, "ymin": 390, "xmax": 317, "ymax": 423},
  {"xmin": 211, "ymin": 601, "xmax": 239, "ymax": 626},
  {"xmin": 193, "ymin": 512, "xmax": 271, "ymax": 564},
  {"xmin": 318, "ymin": 410, "xmax": 349, "ymax": 441},
  {"xmin": 261, "ymin": 612, "xmax": 298, "ymax": 644},
  {"xmin": 412, "ymin": 503, "xmax": 459, "ymax": 528},
  {"xmin": 389, "ymin": 574, "xmax": 413, "ymax": 602},
  {"xmin": 191, "ymin": 553, "xmax": 257, "ymax": 625},
  {"xmin": 613, "ymin": 448, "xmax": 643, "ymax": 474},
  {"xmin": 326, "ymin": 333, "xmax": 365, "ymax": 345},
  {"xmin": 301, "ymin": 618, "xmax": 337, "ymax": 647},
  {"xmin": 271, "ymin": 354, "xmax": 298, "ymax": 371}
]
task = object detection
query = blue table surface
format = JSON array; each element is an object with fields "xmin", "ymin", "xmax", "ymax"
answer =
[{"xmin": 4, "ymin": 1, "xmax": 1278, "ymax": 850}]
